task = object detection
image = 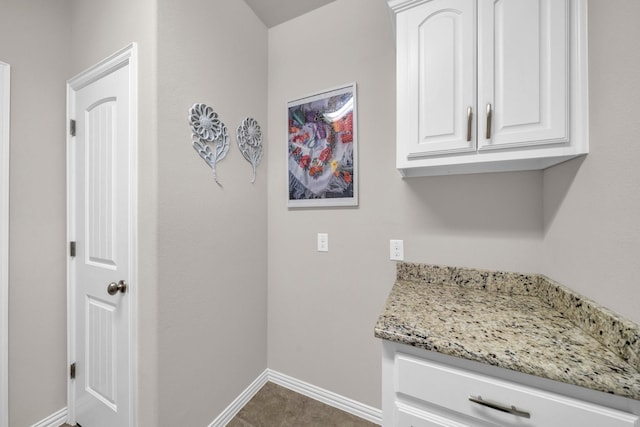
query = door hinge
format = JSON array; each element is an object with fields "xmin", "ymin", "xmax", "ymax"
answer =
[
  {"xmin": 70, "ymin": 362, "xmax": 76, "ymax": 380},
  {"xmin": 70, "ymin": 241, "xmax": 76, "ymax": 257},
  {"xmin": 69, "ymin": 119, "xmax": 76, "ymax": 137}
]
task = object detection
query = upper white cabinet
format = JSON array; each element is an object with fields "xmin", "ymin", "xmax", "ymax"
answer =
[{"xmin": 388, "ymin": 0, "xmax": 588, "ymax": 177}]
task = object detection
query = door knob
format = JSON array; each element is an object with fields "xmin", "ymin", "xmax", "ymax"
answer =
[{"xmin": 107, "ymin": 280, "xmax": 127, "ymax": 295}]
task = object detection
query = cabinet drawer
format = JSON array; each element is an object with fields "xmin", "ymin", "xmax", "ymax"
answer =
[
  {"xmin": 396, "ymin": 402, "xmax": 475, "ymax": 427},
  {"xmin": 396, "ymin": 354, "xmax": 638, "ymax": 427},
  {"xmin": 396, "ymin": 400, "xmax": 501, "ymax": 427}
]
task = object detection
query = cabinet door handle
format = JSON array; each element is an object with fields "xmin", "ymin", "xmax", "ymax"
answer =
[
  {"xmin": 466, "ymin": 106, "xmax": 473, "ymax": 142},
  {"xmin": 469, "ymin": 395, "xmax": 530, "ymax": 419},
  {"xmin": 486, "ymin": 103, "xmax": 492, "ymax": 139}
]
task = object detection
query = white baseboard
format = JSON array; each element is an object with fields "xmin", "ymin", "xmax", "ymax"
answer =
[
  {"xmin": 267, "ymin": 369, "xmax": 382, "ymax": 425},
  {"xmin": 209, "ymin": 369, "xmax": 382, "ymax": 426},
  {"xmin": 208, "ymin": 370, "xmax": 270, "ymax": 427},
  {"xmin": 31, "ymin": 407, "xmax": 67, "ymax": 427},
  {"xmin": 50, "ymin": 372, "xmax": 382, "ymax": 427}
]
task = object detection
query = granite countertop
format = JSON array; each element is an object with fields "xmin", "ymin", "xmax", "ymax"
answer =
[{"xmin": 374, "ymin": 263, "xmax": 640, "ymax": 401}]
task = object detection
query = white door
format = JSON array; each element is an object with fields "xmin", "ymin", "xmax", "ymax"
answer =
[
  {"xmin": 477, "ymin": 0, "xmax": 569, "ymax": 150},
  {"xmin": 399, "ymin": 0, "xmax": 476, "ymax": 158},
  {"xmin": 68, "ymin": 45, "xmax": 137, "ymax": 427}
]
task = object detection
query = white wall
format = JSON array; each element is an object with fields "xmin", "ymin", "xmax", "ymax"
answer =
[
  {"xmin": 156, "ymin": 0, "xmax": 268, "ymax": 425},
  {"xmin": 542, "ymin": 0, "xmax": 640, "ymax": 324},
  {"xmin": 267, "ymin": 0, "xmax": 544, "ymax": 409},
  {"xmin": 0, "ymin": 1, "xmax": 72, "ymax": 425}
]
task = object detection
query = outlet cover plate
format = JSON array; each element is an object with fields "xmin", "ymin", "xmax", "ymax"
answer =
[
  {"xmin": 317, "ymin": 233, "xmax": 329, "ymax": 252},
  {"xmin": 390, "ymin": 239, "xmax": 404, "ymax": 261}
]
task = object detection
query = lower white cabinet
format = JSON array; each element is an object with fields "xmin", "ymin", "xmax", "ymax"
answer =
[{"xmin": 383, "ymin": 342, "xmax": 640, "ymax": 427}]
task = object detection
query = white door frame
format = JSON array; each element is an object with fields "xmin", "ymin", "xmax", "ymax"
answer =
[
  {"xmin": 0, "ymin": 60, "xmax": 10, "ymax": 427},
  {"xmin": 66, "ymin": 44, "xmax": 138, "ymax": 426}
]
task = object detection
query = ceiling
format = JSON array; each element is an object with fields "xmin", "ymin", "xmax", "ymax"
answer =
[{"xmin": 244, "ymin": 0, "xmax": 336, "ymax": 28}]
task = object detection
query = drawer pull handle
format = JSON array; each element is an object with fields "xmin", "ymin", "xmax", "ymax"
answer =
[
  {"xmin": 486, "ymin": 103, "xmax": 492, "ymax": 139},
  {"xmin": 469, "ymin": 395, "xmax": 531, "ymax": 419},
  {"xmin": 466, "ymin": 106, "xmax": 473, "ymax": 142}
]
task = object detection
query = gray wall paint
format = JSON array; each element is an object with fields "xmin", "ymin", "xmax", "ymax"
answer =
[
  {"xmin": 267, "ymin": 0, "xmax": 640, "ymax": 409},
  {"xmin": 267, "ymin": 0, "xmax": 544, "ymax": 409},
  {"xmin": 0, "ymin": 1, "xmax": 71, "ymax": 425},
  {"xmin": 2, "ymin": 0, "xmax": 159, "ymax": 424},
  {"xmin": 3, "ymin": 0, "xmax": 268, "ymax": 424},
  {"xmin": 2, "ymin": 0, "xmax": 638, "ymax": 424},
  {"xmin": 157, "ymin": 0, "xmax": 268, "ymax": 425},
  {"xmin": 542, "ymin": 0, "xmax": 640, "ymax": 324}
]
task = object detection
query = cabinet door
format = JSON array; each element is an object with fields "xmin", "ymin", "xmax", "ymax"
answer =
[
  {"xmin": 397, "ymin": 0, "xmax": 476, "ymax": 158},
  {"xmin": 477, "ymin": 0, "xmax": 569, "ymax": 150}
]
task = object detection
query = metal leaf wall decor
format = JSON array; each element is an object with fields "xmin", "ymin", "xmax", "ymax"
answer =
[
  {"xmin": 189, "ymin": 103, "xmax": 230, "ymax": 185},
  {"xmin": 236, "ymin": 117, "xmax": 263, "ymax": 183}
]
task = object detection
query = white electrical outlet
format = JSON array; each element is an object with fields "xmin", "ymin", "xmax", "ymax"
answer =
[
  {"xmin": 390, "ymin": 239, "xmax": 404, "ymax": 261},
  {"xmin": 317, "ymin": 233, "xmax": 329, "ymax": 252}
]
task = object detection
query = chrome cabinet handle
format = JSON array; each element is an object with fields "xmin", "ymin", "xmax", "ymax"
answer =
[
  {"xmin": 469, "ymin": 395, "xmax": 530, "ymax": 419},
  {"xmin": 466, "ymin": 106, "xmax": 473, "ymax": 142},
  {"xmin": 107, "ymin": 280, "xmax": 127, "ymax": 295},
  {"xmin": 486, "ymin": 103, "xmax": 492, "ymax": 139}
]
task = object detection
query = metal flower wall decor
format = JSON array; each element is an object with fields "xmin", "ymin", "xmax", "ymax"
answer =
[
  {"xmin": 189, "ymin": 103, "xmax": 230, "ymax": 185},
  {"xmin": 236, "ymin": 117, "xmax": 263, "ymax": 183}
]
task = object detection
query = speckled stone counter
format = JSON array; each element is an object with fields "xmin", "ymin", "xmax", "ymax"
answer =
[{"xmin": 374, "ymin": 263, "xmax": 640, "ymax": 401}]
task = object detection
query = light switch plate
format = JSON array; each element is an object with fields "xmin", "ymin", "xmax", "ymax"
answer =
[
  {"xmin": 317, "ymin": 233, "xmax": 329, "ymax": 252},
  {"xmin": 390, "ymin": 239, "xmax": 404, "ymax": 261}
]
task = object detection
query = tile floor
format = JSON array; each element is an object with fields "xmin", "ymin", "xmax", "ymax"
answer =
[
  {"xmin": 60, "ymin": 382, "xmax": 379, "ymax": 427},
  {"xmin": 228, "ymin": 382, "xmax": 379, "ymax": 427}
]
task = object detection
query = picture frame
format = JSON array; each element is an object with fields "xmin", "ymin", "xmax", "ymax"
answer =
[{"xmin": 287, "ymin": 83, "xmax": 358, "ymax": 208}]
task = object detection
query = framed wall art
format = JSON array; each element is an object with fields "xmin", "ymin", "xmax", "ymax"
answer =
[{"xmin": 287, "ymin": 83, "xmax": 358, "ymax": 208}]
